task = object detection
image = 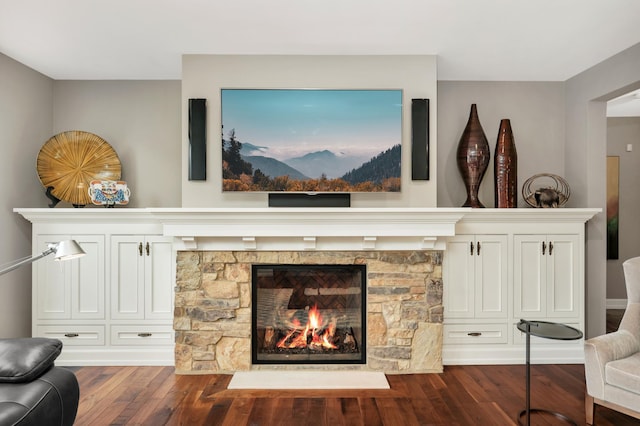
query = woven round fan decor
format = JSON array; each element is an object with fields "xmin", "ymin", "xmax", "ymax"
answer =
[{"xmin": 37, "ymin": 131, "xmax": 122, "ymax": 206}]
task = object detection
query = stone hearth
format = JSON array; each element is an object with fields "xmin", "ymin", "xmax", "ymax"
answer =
[{"xmin": 174, "ymin": 250, "xmax": 443, "ymax": 374}]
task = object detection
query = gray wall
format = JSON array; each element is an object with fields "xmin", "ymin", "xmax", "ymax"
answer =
[
  {"xmin": 52, "ymin": 81, "xmax": 182, "ymax": 208},
  {"xmin": 437, "ymin": 82, "xmax": 565, "ymax": 208},
  {"xmin": 1, "ymin": 67, "xmax": 181, "ymax": 336},
  {"xmin": 181, "ymin": 55, "xmax": 438, "ymax": 208},
  {"xmin": 566, "ymin": 42, "xmax": 640, "ymax": 338},
  {"xmin": 606, "ymin": 117, "xmax": 640, "ymax": 300},
  {"xmin": 0, "ymin": 53, "xmax": 53, "ymax": 337}
]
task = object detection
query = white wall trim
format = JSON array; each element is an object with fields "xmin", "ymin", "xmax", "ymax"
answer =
[
  {"xmin": 443, "ymin": 344, "xmax": 585, "ymax": 365},
  {"xmin": 607, "ymin": 298, "xmax": 628, "ymax": 309}
]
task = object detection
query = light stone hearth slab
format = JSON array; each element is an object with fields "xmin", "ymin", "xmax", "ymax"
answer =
[{"xmin": 228, "ymin": 370, "xmax": 390, "ymax": 390}]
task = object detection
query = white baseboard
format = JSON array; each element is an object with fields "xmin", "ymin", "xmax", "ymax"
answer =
[
  {"xmin": 607, "ymin": 299, "xmax": 628, "ymax": 309},
  {"xmin": 443, "ymin": 343, "xmax": 585, "ymax": 365},
  {"xmin": 55, "ymin": 347, "xmax": 174, "ymax": 366}
]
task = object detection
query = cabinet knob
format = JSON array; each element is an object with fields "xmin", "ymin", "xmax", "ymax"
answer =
[
  {"xmin": 64, "ymin": 333, "xmax": 79, "ymax": 338},
  {"xmin": 467, "ymin": 332, "xmax": 482, "ymax": 337},
  {"xmin": 137, "ymin": 332, "xmax": 152, "ymax": 338}
]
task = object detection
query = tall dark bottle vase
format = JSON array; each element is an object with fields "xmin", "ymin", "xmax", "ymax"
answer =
[
  {"xmin": 494, "ymin": 119, "xmax": 518, "ymax": 208},
  {"xmin": 456, "ymin": 104, "xmax": 490, "ymax": 207}
]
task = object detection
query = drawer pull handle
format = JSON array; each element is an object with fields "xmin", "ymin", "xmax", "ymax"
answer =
[
  {"xmin": 138, "ymin": 242, "xmax": 143, "ymax": 256},
  {"xmin": 145, "ymin": 242, "xmax": 150, "ymax": 256},
  {"xmin": 549, "ymin": 241, "xmax": 554, "ymax": 255},
  {"xmin": 137, "ymin": 333, "xmax": 152, "ymax": 337},
  {"xmin": 467, "ymin": 332, "xmax": 482, "ymax": 337},
  {"xmin": 476, "ymin": 242, "xmax": 481, "ymax": 255},
  {"xmin": 542, "ymin": 241, "xmax": 546, "ymax": 255},
  {"xmin": 470, "ymin": 241, "xmax": 474, "ymax": 255},
  {"xmin": 64, "ymin": 333, "xmax": 79, "ymax": 338}
]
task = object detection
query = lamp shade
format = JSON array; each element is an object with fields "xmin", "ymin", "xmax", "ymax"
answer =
[
  {"xmin": 0, "ymin": 239, "xmax": 86, "ymax": 277},
  {"xmin": 53, "ymin": 240, "xmax": 86, "ymax": 261}
]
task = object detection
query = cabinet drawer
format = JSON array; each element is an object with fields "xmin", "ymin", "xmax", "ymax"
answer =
[
  {"xmin": 110, "ymin": 325, "xmax": 174, "ymax": 346},
  {"xmin": 35, "ymin": 325, "xmax": 105, "ymax": 346},
  {"xmin": 444, "ymin": 323, "xmax": 508, "ymax": 345}
]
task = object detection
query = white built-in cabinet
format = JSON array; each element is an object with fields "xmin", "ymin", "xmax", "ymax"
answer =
[
  {"xmin": 443, "ymin": 234, "xmax": 509, "ymax": 346},
  {"xmin": 109, "ymin": 235, "xmax": 174, "ymax": 347},
  {"xmin": 443, "ymin": 210, "xmax": 596, "ymax": 365},
  {"xmin": 16, "ymin": 207, "xmax": 598, "ymax": 367},
  {"xmin": 24, "ymin": 211, "xmax": 175, "ymax": 366}
]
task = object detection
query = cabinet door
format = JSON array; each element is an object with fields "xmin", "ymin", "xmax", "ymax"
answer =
[
  {"xmin": 71, "ymin": 235, "xmax": 105, "ymax": 319},
  {"xmin": 144, "ymin": 236, "xmax": 173, "ymax": 319},
  {"xmin": 35, "ymin": 235, "xmax": 71, "ymax": 319},
  {"xmin": 444, "ymin": 235, "xmax": 475, "ymax": 318},
  {"xmin": 514, "ymin": 233, "xmax": 580, "ymax": 320},
  {"xmin": 514, "ymin": 234, "xmax": 546, "ymax": 319},
  {"xmin": 35, "ymin": 235, "xmax": 104, "ymax": 320},
  {"xmin": 546, "ymin": 234, "xmax": 580, "ymax": 319},
  {"xmin": 474, "ymin": 234, "xmax": 508, "ymax": 319},
  {"xmin": 444, "ymin": 234, "xmax": 507, "ymax": 320},
  {"xmin": 111, "ymin": 236, "xmax": 145, "ymax": 320}
]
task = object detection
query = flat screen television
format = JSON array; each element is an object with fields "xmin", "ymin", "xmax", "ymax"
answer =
[{"xmin": 221, "ymin": 89, "xmax": 403, "ymax": 192}]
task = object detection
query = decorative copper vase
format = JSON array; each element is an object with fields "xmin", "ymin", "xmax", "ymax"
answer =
[
  {"xmin": 456, "ymin": 104, "xmax": 490, "ymax": 207},
  {"xmin": 494, "ymin": 119, "xmax": 518, "ymax": 208}
]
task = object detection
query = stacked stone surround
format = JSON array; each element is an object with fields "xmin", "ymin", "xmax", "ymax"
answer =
[{"xmin": 174, "ymin": 250, "xmax": 443, "ymax": 374}]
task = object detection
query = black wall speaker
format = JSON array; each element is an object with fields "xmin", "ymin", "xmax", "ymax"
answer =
[
  {"xmin": 411, "ymin": 98, "xmax": 430, "ymax": 180},
  {"xmin": 188, "ymin": 98, "xmax": 207, "ymax": 181}
]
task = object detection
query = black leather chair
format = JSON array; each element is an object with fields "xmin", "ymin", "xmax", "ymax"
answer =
[{"xmin": 0, "ymin": 338, "xmax": 79, "ymax": 426}]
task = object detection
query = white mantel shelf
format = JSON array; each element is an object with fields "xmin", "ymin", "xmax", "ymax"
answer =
[
  {"xmin": 155, "ymin": 208, "xmax": 468, "ymax": 251},
  {"xmin": 14, "ymin": 207, "xmax": 600, "ymax": 252}
]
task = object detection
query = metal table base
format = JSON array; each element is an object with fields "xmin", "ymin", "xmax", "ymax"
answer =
[{"xmin": 517, "ymin": 320, "xmax": 583, "ymax": 426}]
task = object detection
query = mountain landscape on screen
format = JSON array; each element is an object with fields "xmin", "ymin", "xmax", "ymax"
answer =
[{"xmin": 222, "ymin": 134, "xmax": 401, "ymax": 192}]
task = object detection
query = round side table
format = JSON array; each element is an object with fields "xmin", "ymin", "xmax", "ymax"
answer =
[{"xmin": 516, "ymin": 319, "xmax": 583, "ymax": 426}]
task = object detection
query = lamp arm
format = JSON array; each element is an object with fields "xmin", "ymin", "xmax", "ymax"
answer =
[{"xmin": 0, "ymin": 247, "xmax": 56, "ymax": 277}]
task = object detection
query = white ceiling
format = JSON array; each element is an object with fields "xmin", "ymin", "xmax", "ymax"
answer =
[{"xmin": 1, "ymin": 0, "xmax": 639, "ymax": 82}]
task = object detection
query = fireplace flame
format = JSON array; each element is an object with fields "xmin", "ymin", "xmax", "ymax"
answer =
[{"xmin": 276, "ymin": 305, "xmax": 338, "ymax": 350}]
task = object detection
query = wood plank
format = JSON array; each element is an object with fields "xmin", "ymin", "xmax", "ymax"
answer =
[
  {"xmin": 358, "ymin": 397, "xmax": 383, "ymax": 426},
  {"xmin": 219, "ymin": 398, "xmax": 255, "ymax": 426},
  {"xmin": 166, "ymin": 374, "xmax": 216, "ymax": 424},
  {"xmin": 126, "ymin": 367, "xmax": 185, "ymax": 425}
]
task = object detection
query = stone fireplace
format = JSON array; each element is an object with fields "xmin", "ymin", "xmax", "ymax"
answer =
[
  {"xmin": 162, "ymin": 207, "xmax": 465, "ymax": 374},
  {"xmin": 174, "ymin": 249, "xmax": 443, "ymax": 374}
]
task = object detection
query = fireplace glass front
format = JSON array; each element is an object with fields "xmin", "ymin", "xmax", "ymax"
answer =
[{"xmin": 252, "ymin": 264, "xmax": 366, "ymax": 365}]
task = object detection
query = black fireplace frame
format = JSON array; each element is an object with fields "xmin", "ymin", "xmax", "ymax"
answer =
[{"xmin": 251, "ymin": 264, "xmax": 367, "ymax": 365}]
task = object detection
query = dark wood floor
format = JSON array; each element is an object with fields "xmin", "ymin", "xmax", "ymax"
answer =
[
  {"xmin": 71, "ymin": 364, "xmax": 639, "ymax": 426},
  {"xmin": 70, "ymin": 311, "xmax": 639, "ymax": 426}
]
